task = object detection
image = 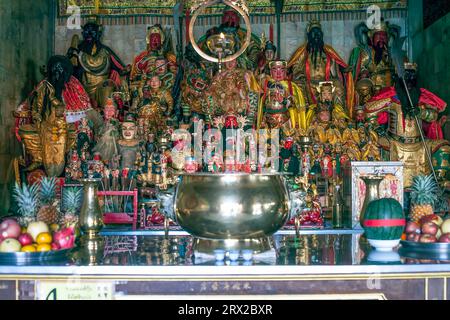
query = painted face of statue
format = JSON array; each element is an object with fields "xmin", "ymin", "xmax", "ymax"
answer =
[
  {"xmin": 149, "ymin": 32, "xmax": 162, "ymax": 51},
  {"xmin": 82, "ymin": 23, "xmax": 101, "ymax": 44},
  {"xmin": 270, "ymin": 66, "xmax": 286, "ymax": 81},
  {"xmin": 155, "ymin": 58, "xmax": 167, "ymax": 75},
  {"xmin": 149, "ymin": 76, "xmax": 161, "ymax": 90},
  {"xmin": 122, "ymin": 122, "xmax": 137, "ymax": 140},
  {"xmin": 372, "ymin": 31, "xmax": 388, "ymax": 49},
  {"xmin": 224, "ymin": 58, "xmax": 237, "ymax": 70},
  {"xmin": 320, "ymin": 88, "xmax": 333, "ymax": 103},
  {"xmin": 222, "ymin": 9, "xmax": 240, "ymax": 28},
  {"xmin": 404, "ymin": 69, "xmax": 417, "ymax": 89},
  {"xmin": 265, "ymin": 49, "xmax": 275, "ymax": 61},
  {"xmin": 104, "ymin": 99, "xmax": 117, "ymax": 121}
]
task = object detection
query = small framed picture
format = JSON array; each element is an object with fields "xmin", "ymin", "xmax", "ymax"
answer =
[{"xmin": 345, "ymin": 161, "xmax": 404, "ymax": 229}]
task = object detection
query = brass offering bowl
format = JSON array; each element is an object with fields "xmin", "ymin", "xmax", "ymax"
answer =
[{"xmin": 174, "ymin": 173, "xmax": 291, "ymax": 253}]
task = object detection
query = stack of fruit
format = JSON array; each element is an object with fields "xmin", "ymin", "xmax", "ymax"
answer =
[
  {"xmin": 0, "ymin": 219, "xmax": 76, "ymax": 253},
  {"xmin": 0, "ymin": 177, "xmax": 82, "ymax": 253},
  {"xmin": 404, "ymin": 174, "xmax": 450, "ymax": 244},
  {"xmin": 405, "ymin": 215, "xmax": 450, "ymax": 243}
]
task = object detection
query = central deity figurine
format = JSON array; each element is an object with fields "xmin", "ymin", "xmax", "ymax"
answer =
[{"xmin": 206, "ymin": 58, "xmax": 260, "ymax": 122}]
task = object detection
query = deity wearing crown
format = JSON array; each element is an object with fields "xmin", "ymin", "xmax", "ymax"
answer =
[
  {"xmin": 257, "ymin": 60, "xmax": 307, "ymax": 133},
  {"xmin": 348, "ymin": 19, "xmax": 404, "ymax": 96},
  {"xmin": 130, "ymin": 24, "xmax": 177, "ymax": 109}
]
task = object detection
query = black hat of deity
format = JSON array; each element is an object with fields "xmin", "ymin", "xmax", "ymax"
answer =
[{"xmin": 264, "ymin": 41, "xmax": 277, "ymax": 53}]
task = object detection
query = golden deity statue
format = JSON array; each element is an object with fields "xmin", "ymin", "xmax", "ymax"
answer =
[
  {"xmin": 365, "ymin": 63, "xmax": 450, "ymax": 187},
  {"xmin": 15, "ymin": 56, "xmax": 92, "ymax": 177}
]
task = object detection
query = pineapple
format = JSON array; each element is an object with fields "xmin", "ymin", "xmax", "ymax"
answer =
[
  {"xmin": 13, "ymin": 182, "xmax": 40, "ymax": 226},
  {"xmin": 60, "ymin": 187, "xmax": 82, "ymax": 227},
  {"xmin": 409, "ymin": 174, "xmax": 439, "ymax": 222},
  {"xmin": 36, "ymin": 177, "xmax": 59, "ymax": 225}
]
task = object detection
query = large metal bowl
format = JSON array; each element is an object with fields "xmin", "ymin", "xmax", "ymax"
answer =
[{"xmin": 174, "ymin": 173, "xmax": 290, "ymax": 242}]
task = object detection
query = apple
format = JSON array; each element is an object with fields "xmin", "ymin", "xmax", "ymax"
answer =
[
  {"xmin": 18, "ymin": 233, "xmax": 33, "ymax": 246},
  {"xmin": 26, "ymin": 221, "xmax": 49, "ymax": 242},
  {"xmin": 407, "ymin": 233, "xmax": 420, "ymax": 242},
  {"xmin": 419, "ymin": 214, "xmax": 443, "ymax": 226},
  {"xmin": 51, "ymin": 242, "xmax": 60, "ymax": 250},
  {"xmin": 419, "ymin": 234, "xmax": 437, "ymax": 243},
  {"xmin": 0, "ymin": 219, "xmax": 22, "ymax": 240},
  {"xmin": 405, "ymin": 221, "xmax": 421, "ymax": 234},
  {"xmin": 0, "ymin": 238, "xmax": 22, "ymax": 252},
  {"xmin": 438, "ymin": 233, "xmax": 450, "ymax": 243},
  {"xmin": 441, "ymin": 219, "xmax": 450, "ymax": 234},
  {"xmin": 421, "ymin": 222, "xmax": 439, "ymax": 236}
]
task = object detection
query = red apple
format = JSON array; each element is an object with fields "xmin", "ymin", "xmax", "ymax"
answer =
[
  {"xmin": 407, "ymin": 233, "xmax": 420, "ymax": 242},
  {"xmin": 17, "ymin": 233, "xmax": 33, "ymax": 246},
  {"xmin": 438, "ymin": 233, "xmax": 450, "ymax": 243},
  {"xmin": 419, "ymin": 234, "xmax": 437, "ymax": 243},
  {"xmin": 421, "ymin": 222, "xmax": 439, "ymax": 236},
  {"xmin": 419, "ymin": 214, "xmax": 443, "ymax": 226},
  {"xmin": 0, "ymin": 219, "xmax": 22, "ymax": 239},
  {"xmin": 405, "ymin": 221, "xmax": 421, "ymax": 234}
]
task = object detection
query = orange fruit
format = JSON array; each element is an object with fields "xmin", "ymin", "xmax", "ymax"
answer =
[
  {"xmin": 36, "ymin": 244, "xmax": 51, "ymax": 252},
  {"xmin": 21, "ymin": 245, "xmax": 37, "ymax": 253},
  {"xmin": 36, "ymin": 232, "xmax": 52, "ymax": 245}
]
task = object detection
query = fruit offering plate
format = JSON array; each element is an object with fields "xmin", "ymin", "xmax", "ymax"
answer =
[
  {"xmin": 400, "ymin": 240, "xmax": 450, "ymax": 253},
  {"xmin": 0, "ymin": 248, "xmax": 73, "ymax": 265}
]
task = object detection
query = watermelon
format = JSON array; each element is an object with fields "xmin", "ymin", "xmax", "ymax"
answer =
[{"xmin": 362, "ymin": 198, "xmax": 405, "ymax": 240}]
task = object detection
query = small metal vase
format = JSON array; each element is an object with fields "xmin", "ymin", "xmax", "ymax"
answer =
[
  {"xmin": 79, "ymin": 178, "xmax": 104, "ymax": 236},
  {"xmin": 359, "ymin": 175, "xmax": 384, "ymax": 225}
]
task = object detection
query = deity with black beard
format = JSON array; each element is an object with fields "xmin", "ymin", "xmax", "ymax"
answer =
[
  {"xmin": 288, "ymin": 20, "xmax": 355, "ymax": 117},
  {"xmin": 67, "ymin": 20, "xmax": 130, "ymax": 110},
  {"xmin": 14, "ymin": 55, "xmax": 92, "ymax": 176},
  {"xmin": 365, "ymin": 63, "xmax": 450, "ymax": 187},
  {"xmin": 348, "ymin": 19, "xmax": 401, "ymax": 95}
]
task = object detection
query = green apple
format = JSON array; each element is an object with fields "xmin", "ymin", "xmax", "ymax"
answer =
[{"xmin": 0, "ymin": 238, "xmax": 22, "ymax": 252}]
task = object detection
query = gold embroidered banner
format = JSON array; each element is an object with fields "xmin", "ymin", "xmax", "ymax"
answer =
[{"xmin": 58, "ymin": 0, "xmax": 407, "ymax": 17}]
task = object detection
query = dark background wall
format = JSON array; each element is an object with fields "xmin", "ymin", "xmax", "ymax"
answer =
[
  {"xmin": 409, "ymin": 0, "xmax": 450, "ymax": 137},
  {"xmin": 0, "ymin": 0, "xmax": 55, "ymax": 215}
]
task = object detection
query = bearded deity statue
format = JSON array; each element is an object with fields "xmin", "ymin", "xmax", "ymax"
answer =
[
  {"xmin": 130, "ymin": 24, "xmax": 177, "ymax": 109},
  {"xmin": 257, "ymin": 60, "xmax": 307, "ymax": 133},
  {"xmin": 198, "ymin": 6, "xmax": 261, "ymax": 71},
  {"xmin": 14, "ymin": 56, "xmax": 92, "ymax": 177},
  {"xmin": 204, "ymin": 58, "xmax": 260, "ymax": 126},
  {"xmin": 288, "ymin": 20, "xmax": 355, "ymax": 116},
  {"xmin": 67, "ymin": 20, "xmax": 130, "ymax": 111},
  {"xmin": 365, "ymin": 63, "xmax": 450, "ymax": 187},
  {"xmin": 348, "ymin": 20, "xmax": 403, "ymax": 96}
]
